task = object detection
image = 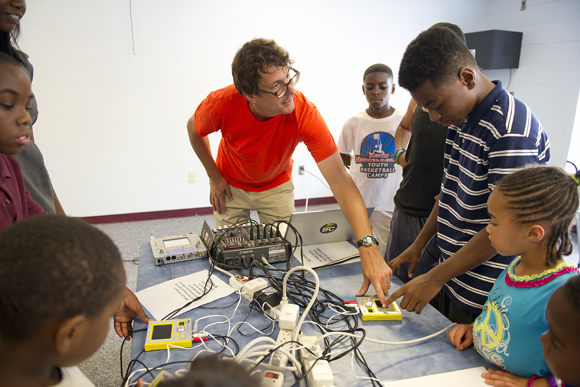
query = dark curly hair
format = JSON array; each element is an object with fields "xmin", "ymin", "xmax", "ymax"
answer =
[
  {"xmin": 494, "ymin": 165, "xmax": 580, "ymax": 267},
  {"xmin": 159, "ymin": 355, "xmax": 260, "ymax": 387},
  {"xmin": 363, "ymin": 63, "xmax": 393, "ymax": 81},
  {"xmin": 0, "ymin": 50, "xmax": 25, "ymax": 70},
  {"xmin": 431, "ymin": 22, "xmax": 466, "ymax": 44},
  {"xmin": 231, "ymin": 38, "xmax": 293, "ymax": 96},
  {"xmin": 0, "ymin": 215, "xmax": 125, "ymax": 342},
  {"xmin": 0, "ymin": 23, "xmax": 25, "ymax": 66},
  {"xmin": 398, "ymin": 26, "xmax": 476, "ymax": 92},
  {"xmin": 563, "ymin": 275, "xmax": 580, "ymax": 312}
]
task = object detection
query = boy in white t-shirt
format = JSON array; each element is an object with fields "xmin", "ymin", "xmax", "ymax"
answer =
[{"xmin": 338, "ymin": 64, "xmax": 406, "ymax": 256}]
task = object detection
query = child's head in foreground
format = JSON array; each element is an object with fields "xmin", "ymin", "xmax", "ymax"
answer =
[
  {"xmin": 541, "ymin": 275, "xmax": 580, "ymax": 386},
  {"xmin": 0, "ymin": 50, "xmax": 32, "ymax": 155},
  {"xmin": 159, "ymin": 355, "xmax": 260, "ymax": 387},
  {"xmin": 0, "ymin": 215, "xmax": 125, "ymax": 374},
  {"xmin": 486, "ymin": 165, "xmax": 579, "ymax": 267},
  {"xmin": 398, "ymin": 25, "xmax": 480, "ymax": 127},
  {"xmin": 362, "ymin": 63, "xmax": 394, "ymax": 113}
]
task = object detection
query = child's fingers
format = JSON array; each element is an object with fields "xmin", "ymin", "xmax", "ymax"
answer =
[
  {"xmin": 481, "ymin": 369, "xmax": 526, "ymax": 387},
  {"xmin": 447, "ymin": 326, "xmax": 462, "ymax": 348}
]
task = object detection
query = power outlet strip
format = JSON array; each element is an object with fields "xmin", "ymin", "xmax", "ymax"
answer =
[
  {"xmin": 299, "ymin": 334, "xmax": 334, "ymax": 387},
  {"xmin": 260, "ymin": 370, "xmax": 284, "ymax": 386},
  {"xmin": 299, "ymin": 334, "xmax": 321, "ymax": 361},
  {"xmin": 271, "ymin": 328, "xmax": 294, "ymax": 367},
  {"xmin": 228, "ymin": 275, "xmax": 248, "ymax": 291},
  {"xmin": 260, "ymin": 328, "xmax": 294, "ymax": 386}
]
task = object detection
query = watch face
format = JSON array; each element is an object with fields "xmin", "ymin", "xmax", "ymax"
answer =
[{"xmin": 358, "ymin": 235, "xmax": 377, "ymax": 247}]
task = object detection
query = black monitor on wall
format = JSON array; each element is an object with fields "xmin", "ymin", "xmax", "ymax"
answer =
[{"xmin": 465, "ymin": 30, "xmax": 523, "ymax": 70}]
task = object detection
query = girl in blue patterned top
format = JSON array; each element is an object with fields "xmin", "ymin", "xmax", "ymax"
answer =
[{"xmin": 447, "ymin": 165, "xmax": 579, "ymax": 387}]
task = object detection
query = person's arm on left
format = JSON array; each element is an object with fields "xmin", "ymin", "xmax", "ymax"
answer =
[
  {"xmin": 394, "ymin": 99, "xmax": 415, "ymax": 166},
  {"xmin": 114, "ymin": 287, "xmax": 151, "ymax": 339},
  {"xmin": 317, "ymin": 151, "xmax": 392, "ymax": 306},
  {"xmin": 25, "ymin": 130, "xmax": 65, "ymax": 215},
  {"xmin": 51, "ymin": 184, "xmax": 65, "ymax": 215},
  {"xmin": 386, "ymin": 226, "xmax": 496, "ymax": 313}
]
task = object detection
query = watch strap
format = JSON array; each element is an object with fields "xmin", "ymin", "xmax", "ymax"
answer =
[{"xmin": 357, "ymin": 235, "xmax": 378, "ymax": 248}]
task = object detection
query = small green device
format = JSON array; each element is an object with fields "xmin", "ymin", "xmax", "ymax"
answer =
[{"xmin": 144, "ymin": 318, "xmax": 193, "ymax": 351}]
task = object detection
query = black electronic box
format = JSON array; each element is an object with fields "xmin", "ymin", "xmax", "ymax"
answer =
[
  {"xmin": 465, "ymin": 29, "xmax": 522, "ymax": 69},
  {"xmin": 200, "ymin": 221, "xmax": 291, "ymax": 269}
]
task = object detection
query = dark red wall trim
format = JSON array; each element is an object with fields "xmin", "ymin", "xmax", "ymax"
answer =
[{"xmin": 80, "ymin": 196, "xmax": 338, "ymax": 225}]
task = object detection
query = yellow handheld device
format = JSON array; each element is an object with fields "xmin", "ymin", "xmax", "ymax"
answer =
[
  {"xmin": 144, "ymin": 318, "xmax": 193, "ymax": 352},
  {"xmin": 357, "ymin": 296, "xmax": 402, "ymax": 321}
]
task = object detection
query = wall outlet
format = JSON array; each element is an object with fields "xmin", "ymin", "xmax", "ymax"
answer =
[
  {"xmin": 298, "ymin": 165, "xmax": 305, "ymax": 175},
  {"xmin": 188, "ymin": 172, "xmax": 196, "ymax": 183}
]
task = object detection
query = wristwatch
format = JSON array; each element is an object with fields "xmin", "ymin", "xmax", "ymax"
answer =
[{"xmin": 356, "ymin": 235, "xmax": 378, "ymax": 248}]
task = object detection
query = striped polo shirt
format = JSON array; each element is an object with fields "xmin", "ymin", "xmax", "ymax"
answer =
[{"xmin": 438, "ymin": 81, "xmax": 550, "ymax": 315}]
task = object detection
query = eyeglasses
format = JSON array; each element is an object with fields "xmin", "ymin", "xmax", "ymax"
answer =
[{"xmin": 258, "ymin": 68, "xmax": 300, "ymax": 99}]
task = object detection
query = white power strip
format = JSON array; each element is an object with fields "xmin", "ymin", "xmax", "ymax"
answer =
[
  {"xmin": 299, "ymin": 334, "xmax": 334, "ymax": 387},
  {"xmin": 259, "ymin": 328, "xmax": 294, "ymax": 387},
  {"xmin": 229, "ymin": 276, "xmax": 268, "ymax": 301},
  {"xmin": 271, "ymin": 328, "xmax": 293, "ymax": 367}
]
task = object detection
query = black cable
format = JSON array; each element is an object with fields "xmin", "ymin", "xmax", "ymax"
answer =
[
  {"xmin": 161, "ymin": 263, "xmax": 217, "ymax": 320},
  {"xmin": 249, "ymin": 339, "xmax": 303, "ymax": 371},
  {"xmin": 211, "ymin": 334, "xmax": 240, "ymax": 356},
  {"xmin": 236, "ymin": 303, "xmax": 274, "ymax": 337},
  {"xmin": 121, "ymin": 351, "xmax": 152, "ymax": 387},
  {"xmin": 119, "ymin": 329, "xmax": 147, "ymax": 379},
  {"xmin": 289, "ymin": 356, "xmax": 323, "ymax": 387},
  {"xmin": 198, "ymin": 297, "xmax": 239, "ymax": 309}
]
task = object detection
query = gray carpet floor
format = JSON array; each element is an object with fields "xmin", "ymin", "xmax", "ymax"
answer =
[{"xmin": 78, "ymin": 206, "xmax": 579, "ymax": 387}]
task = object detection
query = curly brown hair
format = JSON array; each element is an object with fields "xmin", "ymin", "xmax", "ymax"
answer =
[{"xmin": 231, "ymin": 38, "xmax": 293, "ymax": 96}]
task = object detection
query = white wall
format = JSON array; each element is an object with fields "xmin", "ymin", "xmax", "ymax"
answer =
[
  {"xmin": 20, "ymin": 0, "xmax": 489, "ymax": 217},
  {"xmin": 482, "ymin": 0, "xmax": 580, "ymax": 168}
]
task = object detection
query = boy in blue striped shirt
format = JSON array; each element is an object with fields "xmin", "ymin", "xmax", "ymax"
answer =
[{"xmin": 387, "ymin": 26, "xmax": 550, "ymax": 323}]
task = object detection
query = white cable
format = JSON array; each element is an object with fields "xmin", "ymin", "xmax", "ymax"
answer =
[
  {"xmin": 363, "ymin": 323, "xmax": 456, "ymax": 345},
  {"xmin": 174, "ymin": 368, "xmax": 189, "ymax": 378},
  {"xmin": 229, "ymin": 319, "xmax": 275, "ymax": 337},
  {"xmin": 350, "ymin": 350, "xmax": 386, "ymax": 387},
  {"xmin": 260, "ymin": 302, "xmax": 277, "ymax": 321},
  {"xmin": 212, "ymin": 263, "xmax": 234, "ymax": 277},
  {"xmin": 305, "ymin": 169, "xmax": 330, "ymax": 190},
  {"xmin": 241, "ymin": 358, "xmax": 300, "ymax": 373},
  {"xmin": 304, "ymin": 168, "xmax": 310, "ymax": 212},
  {"xmin": 280, "ymin": 266, "xmax": 320, "ymax": 342},
  {"xmin": 124, "ymin": 368, "xmax": 147, "ymax": 387},
  {"xmin": 202, "ymin": 331, "xmax": 236, "ymax": 358},
  {"xmin": 196, "ymin": 314, "xmax": 232, "ymax": 338},
  {"xmin": 236, "ymin": 344, "xmax": 302, "ymax": 374},
  {"xmin": 325, "ymin": 304, "xmax": 360, "ymax": 328},
  {"xmin": 195, "ymin": 290, "xmax": 244, "ymax": 338},
  {"xmin": 236, "ymin": 337, "xmax": 277, "ymax": 361},
  {"xmin": 261, "ymin": 257, "xmax": 285, "ymax": 273},
  {"xmin": 165, "ymin": 343, "xmax": 194, "ymax": 364},
  {"xmin": 314, "ymin": 323, "xmax": 455, "ymax": 347}
]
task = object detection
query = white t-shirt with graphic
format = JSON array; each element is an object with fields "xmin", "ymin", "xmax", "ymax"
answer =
[{"xmin": 337, "ymin": 109, "xmax": 404, "ymax": 212}]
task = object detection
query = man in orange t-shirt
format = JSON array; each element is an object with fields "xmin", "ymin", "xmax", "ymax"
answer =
[{"xmin": 187, "ymin": 38, "xmax": 392, "ymax": 305}]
